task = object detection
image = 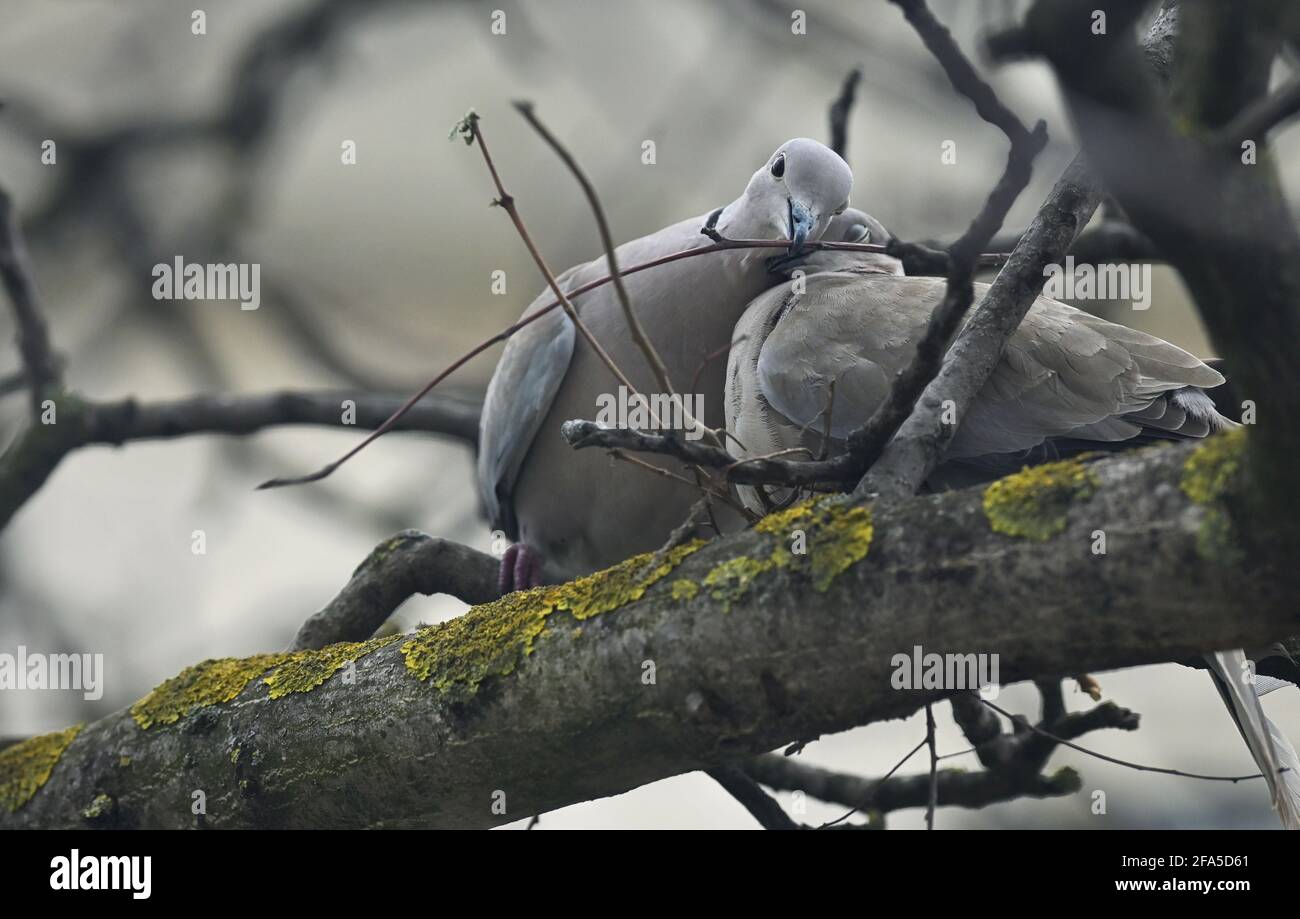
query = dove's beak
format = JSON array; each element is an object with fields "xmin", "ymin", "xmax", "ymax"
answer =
[{"xmin": 787, "ymin": 199, "xmax": 815, "ymax": 254}]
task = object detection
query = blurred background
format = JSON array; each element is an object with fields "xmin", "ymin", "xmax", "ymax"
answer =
[{"xmin": 0, "ymin": 0, "xmax": 1296, "ymax": 829}]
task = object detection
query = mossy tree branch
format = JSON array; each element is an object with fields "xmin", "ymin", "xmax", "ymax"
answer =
[{"xmin": 2, "ymin": 435, "xmax": 1295, "ymax": 829}]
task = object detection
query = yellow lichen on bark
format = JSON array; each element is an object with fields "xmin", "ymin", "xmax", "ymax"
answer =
[
  {"xmin": 983, "ymin": 459, "xmax": 1098, "ymax": 541},
  {"xmin": 1180, "ymin": 427, "xmax": 1247, "ymax": 562},
  {"xmin": 401, "ymin": 541, "xmax": 705, "ymax": 697},
  {"xmin": 702, "ymin": 496, "xmax": 875, "ymax": 609},
  {"xmin": 131, "ymin": 637, "xmax": 404, "ymax": 728},
  {"xmin": 131, "ymin": 653, "xmax": 292, "ymax": 729},
  {"xmin": 0, "ymin": 723, "xmax": 82, "ymax": 812},
  {"xmin": 263, "ymin": 635, "xmax": 401, "ymax": 699}
]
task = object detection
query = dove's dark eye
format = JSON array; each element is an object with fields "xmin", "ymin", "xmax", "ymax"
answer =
[{"xmin": 770, "ymin": 154, "xmax": 786, "ymax": 178}]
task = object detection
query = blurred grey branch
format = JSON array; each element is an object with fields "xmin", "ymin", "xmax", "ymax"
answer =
[
  {"xmin": 1215, "ymin": 76, "xmax": 1300, "ymax": 150},
  {"xmin": 985, "ymin": 216, "xmax": 1161, "ymax": 264},
  {"xmin": 2, "ymin": 0, "xmax": 433, "ymax": 393},
  {"xmin": 828, "ymin": 67, "xmax": 862, "ymax": 159},
  {"xmin": 0, "ymin": 189, "xmax": 60, "ymax": 415},
  {"xmin": 0, "ymin": 182, "xmax": 480, "ymax": 532},
  {"xmin": 0, "ymin": 384, "xmax": 480, "ymax": 533}
]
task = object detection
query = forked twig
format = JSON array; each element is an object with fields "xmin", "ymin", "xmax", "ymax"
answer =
[
  {"xmin": 513, "ymin": 101, "xmax": 676, "ymax": 401},
  {"xmin": 458, "ymin": 112, "xmax": 660, "ymax": 428},
  {"xmin": 979, "ymin": 699, "xmax": 1271, "ymax": 784}
]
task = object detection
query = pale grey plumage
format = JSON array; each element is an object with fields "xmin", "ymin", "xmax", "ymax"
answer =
[
  {"xmin": 478, "ymin": 138, "xmax": 853, "ymax": 579},
  {"xmin": 727, "ymin": 246, "xmax": 1235, "ymax": 511}
]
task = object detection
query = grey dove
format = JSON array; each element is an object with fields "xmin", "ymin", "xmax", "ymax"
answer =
[
  {"xmin": 478, "ymin": 138, "xmax": 853, "ymax": 591},
  {"xmin": 727, "ymin": 212, "xmax": 1233, "ymax": 508},
  {"xmin": 724, "ymin": 213, "xmax": 1300, "ymax": 828}
]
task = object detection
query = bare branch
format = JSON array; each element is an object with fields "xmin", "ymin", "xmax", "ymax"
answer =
[
  {"xmin": 560, "ymin": 419, "xmax": 851, "ymax": 488},
  {"xmin": 744, "ymin": 750, "xmax": 1079, "ymax": 816},
  {"xmin": 1068, "ymin": 218, "xmax": 1160, "ymax": 262},
  {"xmin": 743, "ymin": 688, "xmax": 1146, "ymax": 822},
  {"xmin": 513, "ymin": 101, "xmax": 679, "ymax": 403},
  {"xmin": 979, "ymin": 699, "xmax": 1269, "ymax": 784},
  {"xmin": 459, "ymin": 113, "xmax": 658, "ymax": 431},
  {"xmin": 1216, "ymin": 77, "xmax": 1300, "ymax": 149},
  {"xmin": 705, "ymin": 766, "xmax": 800, "ymax": 830},
  {"xmin": 289, "ymin": 531, "xmax": 499, "ymax": 651},
  {"xmin": 90, "ymin": 389, "xmax": 482, "ymax": 444},
  {"xmin": 985, "ymin": 218, "xmax": 1161, "ymax": 264}
]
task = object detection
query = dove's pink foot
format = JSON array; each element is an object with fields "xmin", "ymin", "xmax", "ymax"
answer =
[{"xmin": 499, "ymin": 543, "xmax": 544, "ymax": 595}]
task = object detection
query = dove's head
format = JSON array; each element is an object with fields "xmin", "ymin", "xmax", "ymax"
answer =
[
  {"xmin": 722, "ymin": 138, "xmax": 853, "ymax": 254},
  {"xmin": 783, "ymin": 207, "xmax": 904, "ymax": 276},
  {"xmin": 824, "ymin": 207, "xmax": 891, "ymax": 247}
]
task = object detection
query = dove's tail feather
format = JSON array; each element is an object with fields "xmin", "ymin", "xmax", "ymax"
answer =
[
  {"xmin": 1205, "ymin": 649, "xmax": 1300, "ymax": 830},
  {"xmin": 1262, "ymin": 714, "xmax": 1300, "ymax": 829}
]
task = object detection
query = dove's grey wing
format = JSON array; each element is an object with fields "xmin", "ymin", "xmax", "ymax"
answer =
[
  {"xmin": 726, "ymin": 212, "xmax": 904, "ymax": 514},
  {"xmin": 752, "ymin": 275, "xmax": 954, "ymax": 443},
  {"xmin": 726, "ymin": 273, "xmax": 933, "ymax": 514},
  {"xmin": 726, "ymin": 285, "xmax": 821, "ymax": 513},
  {"xmin": 951, "ymin": 295, "xmax": 1231, "ymax": 458},
  {"xmin": 477, "ymin": 294, "xmax": 576, "ymax": 537},
  {"xmin": 743, "ymin": 275, "xmax": 1234, "ymax": 461}
]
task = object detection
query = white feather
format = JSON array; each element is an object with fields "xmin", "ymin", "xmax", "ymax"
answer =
[{"xmin": 1206, "ymin": 649, "xmax": 1300, "ymax": 829}]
